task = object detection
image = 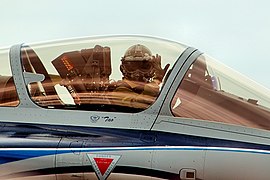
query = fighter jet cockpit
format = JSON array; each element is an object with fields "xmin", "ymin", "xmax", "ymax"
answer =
[
  {"xmin": 18, "ymin": 36, "xmax": 185, "ymax": 112},
  {"xmin": 1, "ymin": 35, "xmax": 270, "ymax": 130}
]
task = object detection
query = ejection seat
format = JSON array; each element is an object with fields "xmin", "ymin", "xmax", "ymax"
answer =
[{"xmin": 52, "ymin": 45, "xmax": 113, "ymax": 109}]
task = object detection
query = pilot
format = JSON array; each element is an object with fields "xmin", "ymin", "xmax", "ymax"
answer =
[{"xmin": 115, "ymin": 44, "xmax": 169, "ymax": 108}]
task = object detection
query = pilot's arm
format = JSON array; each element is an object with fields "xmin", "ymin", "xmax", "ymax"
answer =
[{"xmin": 114, "ymin": 79, "xmax": 159, "ymax": 109}]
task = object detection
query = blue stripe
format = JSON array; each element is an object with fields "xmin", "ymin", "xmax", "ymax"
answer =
[
  {"xmin": 0, "ymin": 150, "xmax": 56, "ymax": 164},
  {"xmin": 1, "ymin": 123, "xmax": 270, "ymax": 165},
  {"xmin": 1, "ymin": 146, "xmax": 270, "ymax": 164},
  {"xmin": 2, "ymin": 123, "xmax": 270, "ymax": 151}
]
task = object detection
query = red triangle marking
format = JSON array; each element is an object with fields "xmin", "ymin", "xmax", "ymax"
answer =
[{"xmin": 94, "ymin": 158, "xmax": 114, "ymax": 175}]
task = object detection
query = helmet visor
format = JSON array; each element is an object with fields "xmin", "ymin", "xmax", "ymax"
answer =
[{"xmin": 123, "ymin": 61, "xmax": 152, "ymax": 72}]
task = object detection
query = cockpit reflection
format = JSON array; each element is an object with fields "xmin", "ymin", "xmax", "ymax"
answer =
[{"xmin": 21, "ymin": 42, "xmax": 173, "ymax": 112}]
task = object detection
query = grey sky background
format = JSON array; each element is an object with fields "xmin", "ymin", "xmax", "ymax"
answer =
[{"xmin": 1, "ymin": 0, "xmax": 270, "ymax": 88}]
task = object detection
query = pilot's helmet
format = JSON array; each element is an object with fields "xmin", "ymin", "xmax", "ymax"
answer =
[{"xmin": 120, "ymin": 44, "xmax": 155, "ymax": 82}]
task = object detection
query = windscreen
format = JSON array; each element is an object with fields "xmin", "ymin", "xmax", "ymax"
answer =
[{"xmin": 172, "ymin": 54, "xmax": 270, "ymax": 131}]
